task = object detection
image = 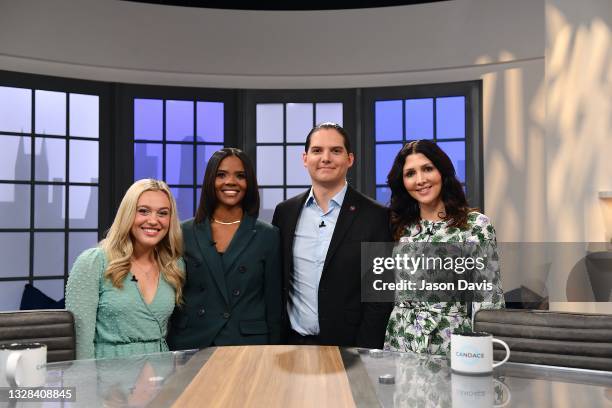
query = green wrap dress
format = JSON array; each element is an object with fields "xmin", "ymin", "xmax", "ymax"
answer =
[{"xmin": 66, "ymin": 247, "xmax": 180, "ymax": 359}]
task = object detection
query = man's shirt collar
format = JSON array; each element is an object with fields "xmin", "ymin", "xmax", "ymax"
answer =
[{"xmin": 305, "ymin": 182, "xmax": 348, "ymax": 211}]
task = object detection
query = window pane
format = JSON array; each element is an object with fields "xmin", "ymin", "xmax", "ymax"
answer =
[
  {"xmin": 437, "ymin": 141, "xmax": 466, "ymax": 182},
  {"xmin": 69, "ymin": 93, "xmax": 99, "ymax": 138},
  {"xmin": 0, "ymin": 281, "xmax": 28, "ymax": 311},
  {"xmin": 166, "ymin": 144, "xmax": 193, "ymax": 185},
  {"xmin": 259, "ymin": 188, "xmax": 283, "ymax": 223},
  {"xmin": 285, "ymin": 146, "xmax": 309, "ymax": 186},
  {"xmin": 436, "ymin": 96, "xmax": 465, "ymax": 139},
  {"xmin": 286, "ymin": 188, "xmax": 307, "ymax": 199},
  {"xmin": 69, "ymin": 186, "xmax": 98, "ymax": 228},
  {"xmin": 0, "ymin": 233, "xmax": 29, "ymax": 278},
  {"xmin": 68, "ymin": 232, "xmax": 98, "ymax": 271},
  {"xmin": 34, "ymin": 185, "xmax": 65, "ymax": 228},
  {"xmin": 69, "ymin": 140, "xmax": 98, "ymax": 183},
  {"xmin": 35, "ymin": 90, "xmax": 66, "ymax": 136},
  {"xmin": 170, "ymin": 187, "xmax": 194, "ymax": 221},
  {"xmin": 405, "ymin": 98, "xmax": 433, "ymax": 140},
  {"xmin": 166, "ymin": 100, "xmax": 193, "ymax": 142},
  {"xmin": 286, "ymin": 103, "xmax": 313, "ymax": 143},
  {"xmin": 375, "ymin": 100, "xmax": 402, "ymax": 142},
  {"xmin": 376, "ymin": 143, "xmax": 402, "ymax": 185},
  {"xmin": 197, "ymin": 102, "xmax": 223, "ymax": 143},
  {"xmin": 34, "ymin": 279, "xmax": 65, "ymax": 302},
  {"xmin": 0, "ymin": 86, "xmax": 31, "ymax": 133},
  {"xmin": 256, "ymin": 104, "xmax": 283, "ymax": 143},
  {"xmin": 34, "ymin": 232, "xmax": 64, "ymax": 277},
  {"xmin": 134, "ymin": 99, "xmax": 163, "ymax": 140},
  {"xmin": 376, "ymin": 187, "xmax": 392, "ymax": 206},
  {"xmin": 35, "ymin": 137, "xmax": 66, "ymax": 182},
  {"xmin": 256, "ymin": 146, "xmax": 284, "ymax": 185},
  {"xmin": 134, "ymin": 143, "xmax": 162, "ymax": 180},
  {"xmin": 0, "ymin": 184, "xmax": 30, "ymax": 228},
  {"xmin": 315, "ymin": 103, "xmax": 343, "ymax": 126},
  {"xmin": 196, "ymin": 144, "xmax": 218, "ymax": 186},
  {"xmin": 0, "ymin": 135, "xmax": 31, "ymax": 180}
]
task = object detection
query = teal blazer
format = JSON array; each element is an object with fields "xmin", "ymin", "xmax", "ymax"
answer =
[{"xmin": 168, "ymin": 215, "xmax": 282, "ymax": 349}]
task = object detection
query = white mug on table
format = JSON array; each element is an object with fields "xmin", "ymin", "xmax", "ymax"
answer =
[
  {"xmin": 0, "ymin": 342, "xmax": 47, "ymax": 387},
  {"xmin": 450, "ymin": 331, "xmax": 510, "ymax": 375}
]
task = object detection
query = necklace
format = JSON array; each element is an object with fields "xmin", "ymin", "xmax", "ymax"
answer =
[{"xmin": 212, "ymin": 218, "xmax": 241, "ymax": 225}]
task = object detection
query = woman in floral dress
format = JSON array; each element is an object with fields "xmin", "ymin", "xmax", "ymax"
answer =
[{"xmin": 384, "ymin": 140, "xmax": 504, "ymax": 355}]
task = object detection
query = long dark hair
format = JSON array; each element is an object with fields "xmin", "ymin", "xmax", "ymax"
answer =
[
  {"xmin": 387, "ymin": 140, "xmax": 475, "ymax": 240},
  {"xmin": 194, "ymin": 148, "xmax": 260, "ymax": 223}
]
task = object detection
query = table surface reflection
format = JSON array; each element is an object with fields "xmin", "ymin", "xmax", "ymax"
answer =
[
  {"xmin": 35, "ymin": 346, "xmax": 612, "ymax": 407},
  {"xmin": 359, "ymin": 350, "xmax": 612, "ymax": 408}
]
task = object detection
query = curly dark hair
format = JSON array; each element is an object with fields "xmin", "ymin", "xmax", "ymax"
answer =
[{"xmin": 387, "ymin": 140, "xmax": 475, "ymax": 240}]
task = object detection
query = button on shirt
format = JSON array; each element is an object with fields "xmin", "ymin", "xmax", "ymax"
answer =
[{"xmin": 289, "ymin": 183, "xmax": 347, "ymax": 336}]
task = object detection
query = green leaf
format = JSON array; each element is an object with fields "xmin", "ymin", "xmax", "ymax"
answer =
[
  {"xmin": 437, "ymin": 318, "xmax": 450, "ymax": 330},
  {"xmin": 430, "ymin": 335, "xmax": 443, "ymax": 345}
]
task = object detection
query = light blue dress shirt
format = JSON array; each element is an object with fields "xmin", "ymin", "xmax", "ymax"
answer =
[{"xmin": 289, "ymin": 183, "xmax": 348, "ymax": 336}]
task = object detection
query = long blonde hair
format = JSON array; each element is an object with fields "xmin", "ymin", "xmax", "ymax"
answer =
[{"xmin": 100, "ymin": 179, "xmax": 184, "ymax": 304}]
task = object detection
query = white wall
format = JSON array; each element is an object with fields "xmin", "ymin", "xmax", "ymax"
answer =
[
  {"xmin": 0, "ymin": 0, "xmax": 610, "ymax": 310},
  {"xmin": 545, "ymin": 0, "xmax": 611, "ymax": 243},
  {"xmin": 544, "ymin": 0, "xmax": 612, "ymax": 313},
  {"xmin": 0, "ymin": 0, "xmax": 543, "ymax": 88}
]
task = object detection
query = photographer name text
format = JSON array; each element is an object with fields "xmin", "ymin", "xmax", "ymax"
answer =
[{"xmin": 372, "ymin": 279, "xmax": 493, "ymax": 291}]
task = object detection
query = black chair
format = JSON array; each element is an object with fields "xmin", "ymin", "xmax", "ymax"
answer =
[
  {"xmin": 474, "ymin": 309, "xmax": 612, "ymax": 371},
  {"xmin": 0, "ymin": 309, "xmax": 76, "ymax": 362},
  {"xmin": 19, "ymin": 283, "xmax": 65, "ymax": 310}
]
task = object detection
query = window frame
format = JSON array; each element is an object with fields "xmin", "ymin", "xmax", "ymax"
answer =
[
  {"xmin": 242, "ymin": 88, "xmax": 358, "ymax": 195},
  {"xmin": 115, "ymin": 84, "xmax": 238, "ymax": 220},
  {"xmin": 361, "ymin": 80, "xmax": 484, "ymax": 210},
  {"xmin": 0, "ymin": 69, "xmax": 111, "ymax": 291}
]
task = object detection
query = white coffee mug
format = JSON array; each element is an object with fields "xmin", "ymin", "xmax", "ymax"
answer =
[
  {"xmin": 451, "ymin": 373, "xmax": 511, "ymax": 408},
  {"xmin": 0, "ymin": 343, "xmax": 47, "ymax": 387},
  {"xmin": 450, "ymin": 332, "xmax": 510, "ymax": 375}
]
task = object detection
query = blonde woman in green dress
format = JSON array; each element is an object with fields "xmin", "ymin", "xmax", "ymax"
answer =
[
  {"xmin": 66, "ymin": 179, "xmax": 185, "ymax": 359},
  {"xmin": 384, "ymin": 140, "xmax": 504, "ymax": 356}
]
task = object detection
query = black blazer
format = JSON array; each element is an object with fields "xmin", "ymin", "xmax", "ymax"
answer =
[
  {"xmin": 272, "ymin": 185, "xmax": 393, "ymax": 348},
  {"xmin": 167, "ymin": 215, "xmax": 282, "ymax": 350}
]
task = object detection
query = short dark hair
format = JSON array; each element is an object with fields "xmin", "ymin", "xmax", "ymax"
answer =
[
  {"xmin": 305, "ymin": 122, "xmax": 352, "ymax": 153},
  {"xmin": 387, "ymin": 140, "xmax": 474, "ymax": 239},
  {"xmin": 195, "ymin": 148, "xmax": 260, "ymax": 223}
]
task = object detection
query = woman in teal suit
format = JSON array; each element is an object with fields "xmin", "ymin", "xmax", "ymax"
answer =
[{"xmin": 168, "ymin": 148, "xmax": 282, "ymax": 349}]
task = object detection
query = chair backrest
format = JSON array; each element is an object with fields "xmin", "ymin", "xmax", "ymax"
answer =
[
  {"xmin": 474, "ymin": 309, "xmax": 612, "ymax": 371},
  {"xmin": 0, "ymin": 309, "xmax": 75, "ymax": 362}
]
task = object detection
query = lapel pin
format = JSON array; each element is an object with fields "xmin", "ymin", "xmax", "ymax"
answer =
[{"xmin": 349, "ymin": 206, "xmax": 356, "ymax": 212}]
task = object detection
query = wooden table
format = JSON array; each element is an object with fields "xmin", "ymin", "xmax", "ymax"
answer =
[
  {"xmin": 169, "ymin": 345, "xmax": 358, "ymax": 408},
  {"xmin": 41, "ymin": 346, "xmax": 612, "ymax": 407}
]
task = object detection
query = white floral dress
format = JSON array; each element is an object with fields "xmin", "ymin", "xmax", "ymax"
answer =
[{"xmin": 384, "ymin": 212, "xmax": 505, "ymax": 356}]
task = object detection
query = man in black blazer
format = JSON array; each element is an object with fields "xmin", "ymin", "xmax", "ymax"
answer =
[{"xmin": 272, "ymin": 122, "xmax": 392, "ymax": 349}]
